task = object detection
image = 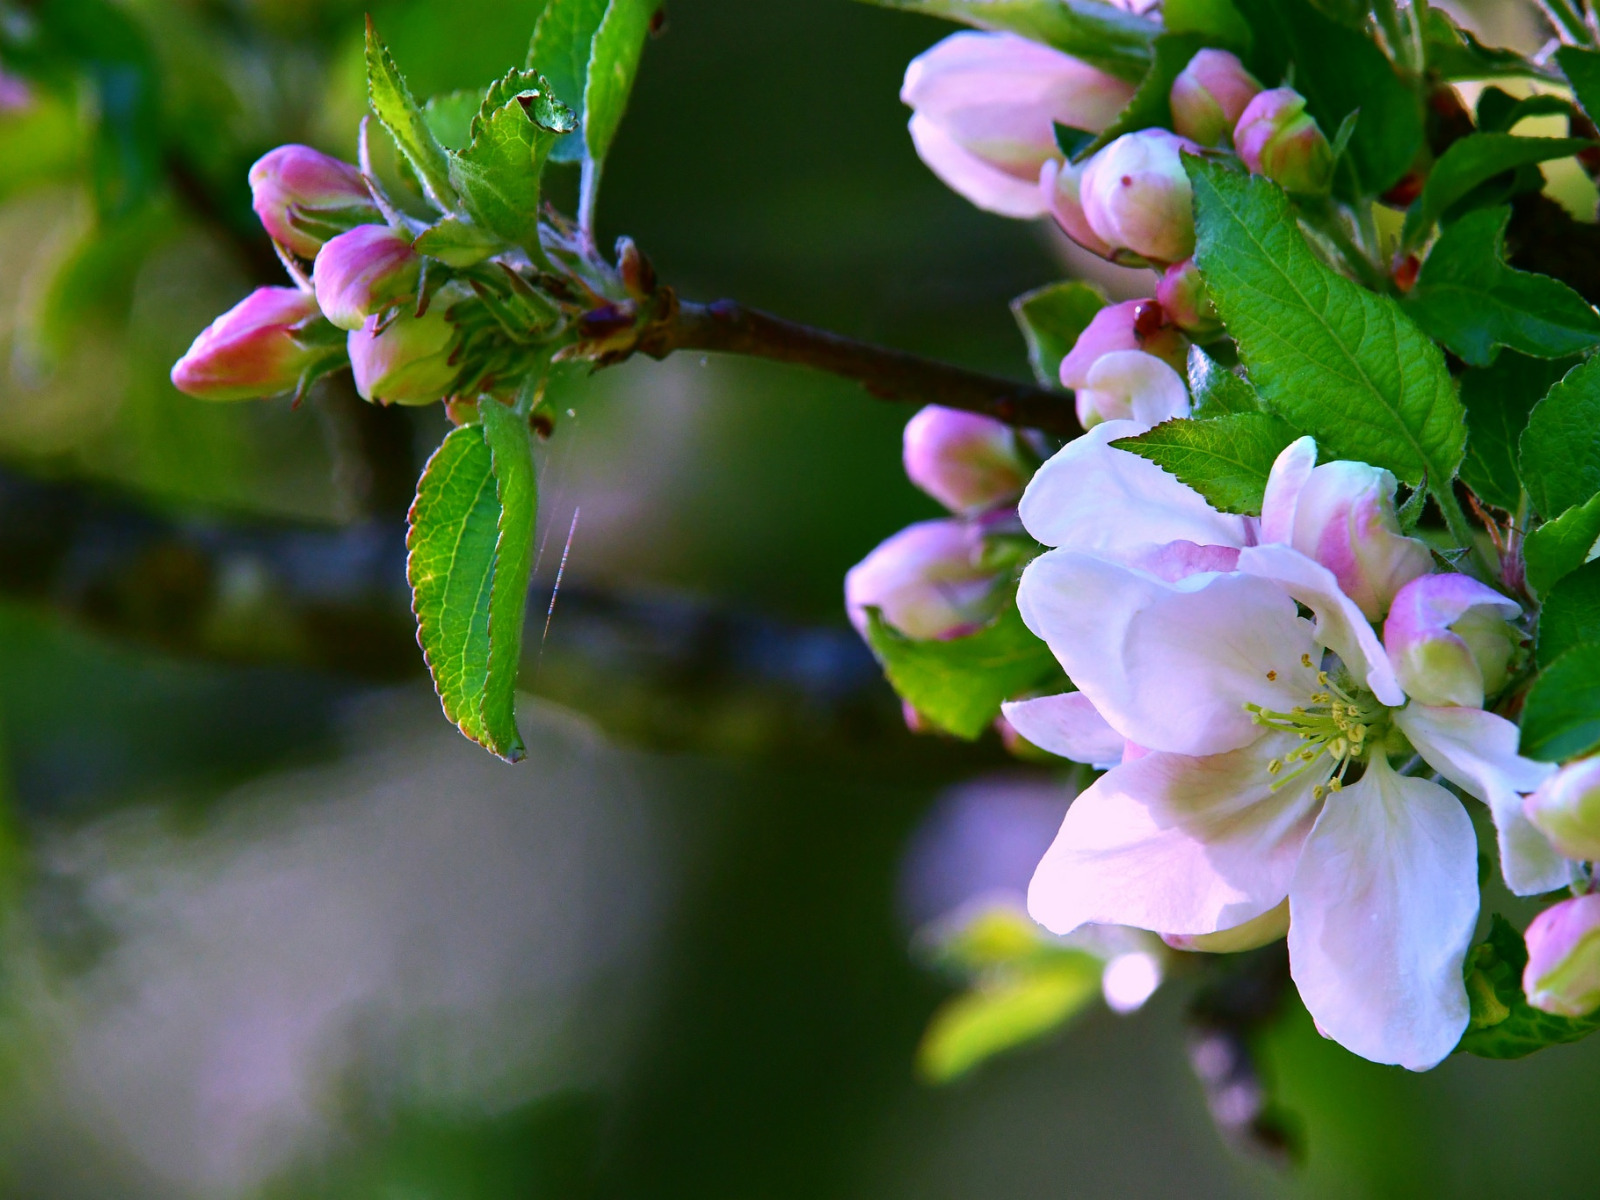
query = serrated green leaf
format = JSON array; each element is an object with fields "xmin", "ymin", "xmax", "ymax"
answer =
[
  {"xmin": 853, "ymin": 0, "xmax": 1157, "ymax": 82},
  {"xmin": 1402, "ymin": 134, "xmax": 1593, "ymax": 248},
  {"xmin": 423, "ymin": 91, "xmax": 481, "ymax": 151},
  {"xmin": 448, "ymin": 72, "xmax": 574, "ymax": 253},
  {"xmin": 365, "ymin": 18, "xmax": 456, "ymax": 209},
  {"xmin": 917, "ymin": 956, "xmax": 1102, "ymax": 1083},
  {"xmin": 1112, "ymin": 413, "xmax": 1298, "ymax": 515},
  {"xmin": 1476, "ymin": 88, "xmax": 1573, "ymax": 134},
  {"xmin": 1526, "ymin": 493, "xmax": 1600, "ymax": 598},
  {"xmin": 527, "ymin": 0, "xmax": 610, "ymax": 163},
  {"xmin": 414, "ymin": 215, "xmax": 503, "ymax": 267},
  {"xmin": 1520, "ymin": 643, "xmax": 1600, "ymax": 762},
  {"xmin": 1520, "ymin": 355, "xmax": 1600, "ymax": 520},
  {"xmin": 1073, "ymin": 33, "xmax": 1214, "ymax": 161},
  {"xmin": 1010, "ymin": 280, "xmax": 1105, "ymax": 388},
  {"xmin": 1161, "ymin": 0, "xmax": 1250, "ymax": 49},
  {"xmin": 1187, "ymin": 345, "xmax": 1262, "ymax": 416},
  {"xmin": 1403, "ymin": 207, "xmax": 1600, "ymax": 368},
  {"xmin": 1458, "ymin": 915, "xmax": 1600, "ymax": 1059},
  {"xmin": 1458, "ymin": 352, "xmax": 1573, "ymax": 513},
  {"xmin": 1424, "ymin": 9, "xmax": 1541, "ymax": 82},
  {"xmin": 864, "ymin": 602, "xmax": 1062, "ymax": 740},
  {"xmin": 1558, "ymin": 46, "xmax": 1600, "ymax": 127},
  {"xmin": 478, "ymin": 399, "xmax": 538, "ymax": 761},
  {"xmin": 1538, "ymin": 559, "xmax": 1600, "ymax": 669},
  {"xmin": 1188, "ymin": 161, "xmax": 1464, "ymax": 488},
  {"xmin": 584, "ymin": 0, "xmax": 656, "ymax": 166}
]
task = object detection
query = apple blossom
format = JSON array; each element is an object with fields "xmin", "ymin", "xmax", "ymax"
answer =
[
  {"xmin": 1155, "ymin": 259, "xmax": 1220, "ymax": 337},
  {"xmin": 313, "ymin": 224, "xmax": 422, "ymax": 331},
  {"xmin": 1234, "ymin": 88, "xmax": 1333, "ymax": 196},
  {"xmin": 1169, "ymin": 50, "xmax": 1263, "ymax": 146},
  {"xmin": 170, "ymin": 287, "xmax": 329, "ymax": 402},
  {"xmin": 248, "ymin": 145, "xmax": 379, "ymax": 259},
  {"xmin": 1079, "ymin": 130, "xmax": 1200, "ymax": 265},
  {"xmin": 1057, "ymin": 300, "xmax": 1189, "ymax": 428},
  {"xmin": 901, "ymin": 32, "xmax": 1135, "ymax": 218},
  {"xmin": 1039, "ymin": 158, "xmax": 1115, "ymax": 258},
  {"xmin": 1525, "ymin": 758, "xmax": 1600, "ymax": 862},
  {"xmin": 1523, "ymin": 894, "xmax": 1600, "ymax": 1018},
  {"xmin": 348, "ymin": 305, "xmax": 460, "ymax": 406},
  {"xmin": 902, "ymin": 406, "xmax": 1031, "ymax": 515},
  {"xmin": 845, "ymin": 518, "xmax": 1003, "ymax": 641},
  {"xmin": 1383, "ymin": 573, "xmax": 1521, "ymax": 708}
]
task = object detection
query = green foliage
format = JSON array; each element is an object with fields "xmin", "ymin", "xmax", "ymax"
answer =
[
  {"xmin": 1476, "ymin": 89, "xmax": 1574, "ymax": 135},
  {"xmin": 407, "ymin": 403, "xmax": 539, "ymax": 763},
  {"xmin": 583, "ymin": 0, "xmax": 657, "ymax": 167},
  {"xmin": 1161, "ymin": 0, "xmax": 1250, "ymax": 49},
  {"xmin": 1187, "ymin": 345, "xmax": 1263, "ymax": 417},
  {"xmin": 1401, "ymin": 135, "xmax": 1593, "ymax": 249},
  {"xmin": 1458, "ymin": 353, "xmax": 1571, "ymax": 513},
  {"xmin": 1521, "ymin": 355, "xmax": 1600, "ymax": 520},
  {"xmin": 864, "ymin": 602, "xmax": 1062, "ymax": 740},
  {"xmin": 423, "ymin": 90, "xmax": 482, "ymax": 151},
  {"xmin": 1010, "ymin": 280, "xmax": 1105, "ymax": 388},
  {"xmin": 1558, "ymin": 46, "xmax": 1600, "ymax": 127},
  {"xmin": 1526, "ymin": 493, "xmax": 1600, "ymax": 599},
  {"xmin": 365, "ymin": 18, "xmax": 457, "ymax": 210},
  {"xmin": 414, "ymin": 215, "xmax": 504, "ymax": 267},
  {"xmin": 1458, "ymin": 916, "xmax": 1600, "ymax": 1059},
  {"xmin": 1403, "ymin": 208, "xmax": 1600, "ymax": 368},
  {"xmin": 1538, "ymin": 560, "xmax": 1600, "ymax": 670},
  {"xmin": 448, "ymin": 70, "xmax": 576, "ymax": 252},
  {"xmin": 1074, "ymin": 34, "xmax": 1215, "ymax": 160},
  {"xmin": 1112, "ymin": 413, "xmax": 1298, "ymax": 515},
  {"xmin": 1423, "ymin": 9, "xmax": 1540, "ymax": 81},
  {"xmin": 1229, "ymin": 0, "xmax": 1421, "ymax": 196},
  {"xmin": 527, "ymin": 0, "xmax": 611, "ymax": 163},
  {"xmin": 1520, "ymin": 643, "xmax": 1600, "ymax": 763},
  {"xmin": 1188, "ymin": 161, "xmax": 1464, "ymax": 490},
  {"xmin": 854, "ymin": 0, "xmax": 1158, "ymax": 82}
]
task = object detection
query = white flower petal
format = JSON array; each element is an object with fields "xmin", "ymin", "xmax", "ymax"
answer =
[
  {"xmin": 1028, "ymin": 731, "xmax": 1322, "ymax": 936},
  {"xmin": 1237, "ymin": 543, "xmax": 1404, "ymax": 705},
  {"xmin": 908, "ymin": 113, "xmax": 1050, "ymax": 217},
  {"xmin": 1018, "ymin": 551, "xmax": 1319, "ymax": 755},
  {"xmin": 1287, "ymin": 756, "xmax": 1477, "ymax": 1071},
  {"xmin": 1260, "ymin": 435, "xmax": 1317, "ymax": 546},
  {"xmin": 1001, "ymin": 692, "xmax": 1125, "ymax": 766},
  {"xmin": 1396, "ymin": 704, "xmax": 1566, "ymax": 896}
]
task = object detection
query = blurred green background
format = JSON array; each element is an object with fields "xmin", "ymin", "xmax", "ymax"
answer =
[{"xmin": 1, "ymin": 0, "xmax": 1598, "ymax": 1197}]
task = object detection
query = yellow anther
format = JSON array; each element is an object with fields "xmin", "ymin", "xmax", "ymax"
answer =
[
  {"xmin": 1313, "ymin": 785, "xmax": 1326, "ymax": 801},
  {"xmin": 1291, "ymin": 706, "xmax": 1306, "ymax": 715},
  {"xmin": 1268, "ymin": 758, "xmax": 1283, "ymax": 775},
  {"xmin": 1301, "ymin": 653, "xmax": 1313, "ymax": 668},
  {"xmin": 1329, "ymin": 778, "xmax": 1343, "ymax": 792},
  {"xmin": 1350, "ymin": 724, "xmax": 1367, "ymax": 743},
  {"xmin": 1329, "ymin": 738, "xmax": 1348, "ymax": 759},
  {"xmin": 1266, "ymin": 669, "xmax": 1278, "ymax": 682}
]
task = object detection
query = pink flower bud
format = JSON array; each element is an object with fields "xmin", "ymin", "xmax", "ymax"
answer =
[
  {"xmin": 1382, "ymin": 573, "xmax": 1521, "ymax": 708},
  {"xmin": 1169, "ymin": 49, "xmax": 1262, "ymax": 146},
  {"xmin": 1523, "ymin": 894, "xmax": 1600, "ymax": 1018},
  {"xmin": 1039, "ymin": 158, "xmax": 1115, "ymax": 258},
  {"xmin": 902, "ymin": 32, "xmax": 1135, "ymax": 217},
  {"xmin": 1058, "ymin": 299, "xmax": 1188, "ymax": 386},
  {"xmin": 1525, "ymin": 759, "xmax": 1600, "ymax": 862},
  {"xmin": 1071, "ymin": 351, "xmax": 1191, "ymax": 430},
  {"xmin": 1079, "ymin": 130, "xmax": 1200, "ymax": 266},
  {"xmin": 1262, "ymin": 438, "xmax": 1434, "ymax": 621},
  {"xmin": 1162, "ymin": 899, "xmax": 1289, "ymax": 953},
  {"xmin": 903, "ymin": 406, "xmax": 1030, "ymax": 515},
  {"xmin": 170, "ymin": 286, "xmax": 326, "ymax": 402},
  {"xmin": 845, "ymin": 519, "xmax": 1002, "ymax": 641},
  {"xmin": 312, "ymin": 224, "xmax": 421, "ymax": 331},
  {"xmin": 348, "ymin": 306, "xmax": 460, "ymax": 406},
  {"xmin": 249, "ymin": 145, "xmax": 379, "ymax": 259},
  {"xmin": 1155, "ymin": 258, "xmax": 1219, "ymax": 337},
  {"xmin": 1234, "ymin": 88, "xmax": 1333, "ymax": 196}
]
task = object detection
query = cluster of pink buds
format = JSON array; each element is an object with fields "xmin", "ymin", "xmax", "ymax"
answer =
[
  {"xmin": 1519, "ymin": 754, "xmax": 1600, "ymax": 1019},
  {"xmin": 171, "ymin": 145, "xmax": 461, "ymax": 407},
  {"xmin": 1057, "ymin": 298, "xmax": 1189, "ymax": 428}
]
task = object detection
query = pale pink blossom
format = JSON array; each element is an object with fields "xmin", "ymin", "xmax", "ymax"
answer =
[
  {"xmin": 845, "ymin": 519, "xmax": 1001, "ymax": 641},
  {"xmin": 1079, "ymin": 130, "xmax": 1200, "ymax": 265},
  {"xmin": 902, "ymin": 406, "xmax": 1030, "ymax": 515},
  {"xmin": 1524, "ymin": 894, "xmax": 1600, "ymax": 1017},
  {"xmin": 170, "ymin": 287, "xmax": 325, "ymax": 402}
]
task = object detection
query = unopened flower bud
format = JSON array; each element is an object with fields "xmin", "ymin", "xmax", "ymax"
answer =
[
  {"xmin": 845, "ymin": 519, "xmax": 1002, "ymax": 641},
  {"xmin": 903, "ymin": 406, "xmax": 1030, "ymax": 515},
  {"xmin": 1039, "ymin": 158, "xmax": 1115, "ymax": 259},
  {"xmin": 170, "ymin": 287, "xmax": 328, "ymax": 401},
  {"xmin": 1071, "ymin": 351, "xmax": 1191, "ymax": 430},
  {"xmin": 348, "ymin": 304, "xmax": 460, "ymax": 406},
  {"xmin": 1079, "ymin": 130, "xmax": 1200, "ymax": 266},
  {"xmin": 1155, "ymin": 258, "xmax": 1219, "ymax": 337},
  {"xmin": 1169, "ymin": 49, "xmax": 1262, "ymax": 146},
  {"xmin": 1163, "ymin": 899, "xmax": 1289, "ymax": 953},
  {"xmin": 902, "ymin": 32, "xmax": 1134, "ymax": 217},
  {"xmin": 1523, "ymin": 894, "xmax": 1600, "ymax": 1018},
  {"xmin": 616, "ymin": 236, "xmax": 657, "ymax": 298},
  {"xmin": 313, "ymin": 224, "xmax": 421, "ymax": 331},
  {"xmin": 249, "ymin": 145, "xmax": 379, "ymax": 259},
  {"xmin": 1383, "ymin": 573, "xmax": 1521, "ymax": 708},
  {"xmin": 1059, "ymin": 299, "xmax": 1187, "ymax": 384},
  {"xmin": 1234, "ymin": 88, "xmax": 1333, "ymax": 196},
  {"xmin": 1263, "ymin": 438, "xmax": 1434, "ymax": 621},
  {"xmin": 1525, "ymin": 759, "xmax": 1600, "ymax": 862}
]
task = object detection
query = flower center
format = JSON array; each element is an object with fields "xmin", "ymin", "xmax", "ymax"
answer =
[{"xmin": 1244, "ymin": 656, "xmax": 1390, "ymax": 801}]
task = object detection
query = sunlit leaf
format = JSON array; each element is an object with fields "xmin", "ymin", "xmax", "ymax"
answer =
[{"xmin": 1113, "ymin": 413, "xmax": 1299, "ymax": 515}]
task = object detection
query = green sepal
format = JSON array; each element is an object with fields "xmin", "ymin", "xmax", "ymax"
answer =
[
  {"xmin": 1457, "ymin": 915, "xmax": 1600, "ymax": 1059},
  {"xmin": 1010, "ymin": 280, "xmax": 1105, "ymax": 389},
  {"xmin": 365, "ymin": 17, "xmax": 457, "ymax": 210},
  {"xmin": 414, "ymin": 214, "xmax": 504, "ymax": 267},
  {"xmin": 1112, "ymin": 412, "xmax": 1299, "ymax": 515}
]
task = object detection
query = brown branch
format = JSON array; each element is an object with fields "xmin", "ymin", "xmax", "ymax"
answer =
[{"xmin": 635, "ymin": 298, "xmax": 1084, "ymax": 437}]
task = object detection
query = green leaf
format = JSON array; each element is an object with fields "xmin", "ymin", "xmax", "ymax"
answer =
[
  {"xmin": 1402, "ymin": 207, "xmax": 1600, "ymax": 368},
  {"xmin": 584, "ymin": 0, "xmax": 656, "ymax": 167},
  {"xmin": 527, "ymin": 0, "xmax": 610, "ymax": 163},
  {"xmin": 916, "ymin": 956, "xmax": 1102, "ymax": 1082},
  {"xmin": 1476, "ymin": 88, "xmax": 1573, "ymax": 134},
  {"xmin": 448, "ymin": 70, "xmax": 576, "ymax": 252},
  {"xmin": 853, "ymin": 0, "xmax": 1157, "ymax": 82},
  {"xmin": 407, "ymin": 405, "xmax": 539, "ymax": 762},
  {"xmin": 1458, "ymin": 352, "xmax": 1573, "ymax": 512},
  {"xmin": 1458, "ymin": 915, "xmax": 1600, "ymax": 1059},
  {"xmin": 1073, "ymin": 33, "xmax": 1214, "ymax": 161},
  {"xmin": 864, "ymin": 602, "xmax": 1062, "ymax": 740},
  {"xmin": 1520, "ymin": 643, "xmax": 1600, "ymax": 763},
  {"xmin": 1424, "ymin": 9, "xmax": 1541, "ymax": 82},
  {"xmin": 1402, "ymin": 134, "xmax": 1593, "ymax": 248},
  {"xmin": 1558, "ymin": 46, "xmax": 1600, "ymax": 127},
  {"xmin": 1521, "ymin": 355, "xmax": 1600, "ymax": 520},
  {"xmin": 1539, "ymin": 559, "xmax": 1600, "ymax": 669},
  {"xmin": 1188, "ymin": 161, "xmax": 1464, "ymax": 488},
  {"xmin": 423, "ymin": 90, "xmax": 481, "ymax": 151},
  {"xmin": 1526, "ymin": 492, "xmax": 1600, "ymax": 598},
  {"xmin": 1112, "ymin": 413, "xmax": 1299, "ymax": 515},
  {"xmin": 1161, "ymin": 0, "xmax": 1250, "ymax": 49},
  {"xmin": 414, "ymin": 215, "xmax": 503, "ymax": 267},
  {"xmin": 1010, "ymin": 280, "xmax": 1105, "ymax": 388},
  {"xmin": 365, "ymin": 17, "xmax": 456, "ymax": 209},
  {"xmin": 1187, "ymin": 345, "xmax": 1262, "ymax": 416},
  {"xmin": 1229, "ymin": 0, "xmax": 1422, "ymax": 196}
]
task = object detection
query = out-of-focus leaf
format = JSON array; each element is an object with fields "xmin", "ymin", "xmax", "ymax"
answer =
[
  {"xmin": 527, "ymin": 0, "xmax": 610, "ymax": 163},
  {"xmin": 1073, "ymin": 33, "xmax": 1214, "ymax": 161},
  {"xmin": 1188, "ymin": 345, "xmax": 1262, "ymax": 416},
  {"xmin": 1425, "ymin": 9, "xmax": 1542, "ymax": 81},
  {"xmin": 1538, "ymin": 559, "xmax": 1600, "ymax": 669},
  {"xmin": 365, "ymin": 17, "xmax": 456, "ymax": 209},
  {"xmin": 1403, "ymin": 207, "xmax": 1600, "ymax": 368},
  {"xmin": 1189, "ymin": 161, "xmax": 1464, "ymax": 489},
  {"xmin": 1558, "ymin": 45, "xmax": 1600, "ymax": 126},
  {"xmin": 1458, "ymin": 353, "xmax": 1572, "ymax": 513},
  {"xmin": 583, "ymin": 0, "xmax": 656, "ymax": 167},
  {"xmin": 1520, "ymin": 643, "xmax": 1600, "ymax": 762},
  {"xmin": 1161, "ymin": 0, "xmax": 1250, "ymax": 50},
  {"xmin": 1010, "ymin": 280, "xmax": 1105, "ymax": 388},
  {"xmin": 423, "ymin": 90, "xmax": 481, "ymax": 151},
  {"xmin": 864, "ymin": 602, "xmax": 1063, "ymax": 740},
  {"xmin": 0, "ymin": 91, "xmax": 84, "ymax": 205},
  {"xmin": 1458, "ymin": 915, "xmax": 1600, "ymax": 1059},
  {"xmin": 1526, "ymin": 492, "xmax": 1600, "ymax": 599},
  {"xmin": 448, "ymin": 69, "xmax": 575, "ymax": 252},
  {"xmin": 1476, "ymin": 88, "xmax": 1573, "ymax": 134},
  {"xmin": 1113, "ymin": 413, "xmax": 1298, "ymax": 515},
  {"xmin": 1520, "ymin": 354, "xmax": 1600, "ymax": 520},
  {"xmin": 1402, "ymin": 135, "xmax": 1593, "ymax": 248}
]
